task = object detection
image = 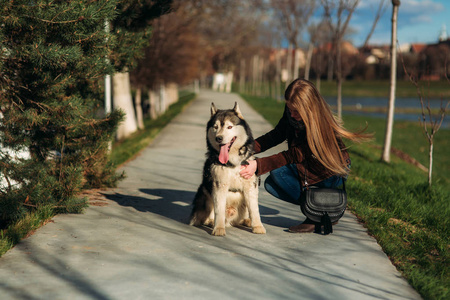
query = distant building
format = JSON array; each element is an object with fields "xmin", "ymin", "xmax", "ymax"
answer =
[
  {"xmin": 360, "ymin": 45, "xmax": 390, "ymax": 64},
  {"xmin": 398, "ymin": 43, "xmax": 411, "ymax": 53},
  {"xmin": 315, "ymin": 41, "xmax": 359, "ymax": 55},
  {"xmin": 269, "ymin": 48, "xmax": 306, "ymax": 68},
  {"xmin": 439, "ymin": 24, "xmax": 448, "ymax": 42},
  {"xmin": 410, "ymin": 43, "xmax": 427, "ymax": 54}
]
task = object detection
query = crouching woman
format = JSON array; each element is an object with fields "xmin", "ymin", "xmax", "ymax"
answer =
[{"xmin": 240, "ymin": 78, "xmax": 371, "ymax": 233}]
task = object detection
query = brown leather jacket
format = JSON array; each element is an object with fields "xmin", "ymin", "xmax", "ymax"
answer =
[{"xmin": 254, "ymin": 107, "xmax": 350, "ymax": 185}]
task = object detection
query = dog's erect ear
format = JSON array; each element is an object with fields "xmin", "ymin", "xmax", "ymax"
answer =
[
  {"xmin": 211, "ymin": 102, "xmax": 217, "ymax": 116},
  {"xmin": 233, "ymin": 102, "xmax": 244, "ymax": 119}
]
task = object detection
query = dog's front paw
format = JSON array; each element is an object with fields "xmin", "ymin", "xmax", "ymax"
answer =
[
  {"xmin": 212, "ymin": 227, "xmax": 226, "ymax": 236},
  {"xmin": 252, "ymin": 225, "xmax": 266, "ymax": 234}
]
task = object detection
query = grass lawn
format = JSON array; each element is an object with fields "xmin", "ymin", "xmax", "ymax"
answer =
[
  {"xmin": 317, "ymin": 80, "xmax": 450, "ymax": 99},
  {"xmin": 240, "ymin": 93, "xmax": 449, "ymax": 300},
  {"xmin": 235, "ymin": 80, "xmax": 450, "ymax": 99}
]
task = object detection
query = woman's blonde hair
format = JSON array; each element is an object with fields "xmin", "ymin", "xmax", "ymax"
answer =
[{"xmin": 285, "ymin": 78, "xmax": 371, "ymax": 176}]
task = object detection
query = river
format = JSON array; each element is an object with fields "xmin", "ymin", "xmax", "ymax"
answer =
[{"xmin": 325, "ymin": 96, "xmax": 449, "ymax": 128}]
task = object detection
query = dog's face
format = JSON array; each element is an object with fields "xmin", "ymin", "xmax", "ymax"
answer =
[
  {"xmin": 208, "ymin": 117, "xmax": 239, "ymax": 148},
  {"xmin": 207, "ymin": 102, "xmax": 247, "ymax": 164}
]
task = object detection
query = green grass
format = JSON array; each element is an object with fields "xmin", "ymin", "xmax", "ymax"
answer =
[
  {"xmin": 110, "ymin": 91, "xmax": 197, "ymax": 166},
  {"xmin": 236, "ymin": 80, "xmax": 450, "ymax": 99},
  {"xmin": 347, "ymin": 116, "xmax": 449, "ymax": 181},
  {"xmin": 241, "ymin": 93, "xmax": 449, "ymax": 300},
  {"xmin": 0, "ymin": 204, "xmax": 62, "ymax": 256},
  {"xmin": 318, "ymin": 80, "xmax": 450, "ymax": 99}
]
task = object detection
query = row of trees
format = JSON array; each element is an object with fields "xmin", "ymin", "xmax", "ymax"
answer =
[
  {"xmin": 142, "ymin": 0, "xmax": 446, "ymax": 185},
  {"xmin": 141, "ymin": 0, "xmax": 447, "ymax": 94},
  {"xmin": 1, "ymin": 0, "xmax": 446, "ymax": 228},
  {"xmin": 133, "ymin": 0, "xmax": 388, "ymax": 117},
  {"xmin": 0, "ymin": 0, "xmax": 171, "ymax": 227}
]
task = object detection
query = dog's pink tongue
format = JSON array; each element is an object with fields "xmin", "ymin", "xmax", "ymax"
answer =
[{"xmin": 219, "ymin": 143, "xmax": 230, "ymax": 164}]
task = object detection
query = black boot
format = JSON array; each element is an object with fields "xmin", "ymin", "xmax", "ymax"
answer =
[{"xmin": 288, "ymin": 218, "xmax": 316, "ymax": 233}]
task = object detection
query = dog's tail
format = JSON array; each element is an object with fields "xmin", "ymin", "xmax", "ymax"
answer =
[{"xmin": 189, "ymin": 185, "xmax": 211, "ymax": 226}]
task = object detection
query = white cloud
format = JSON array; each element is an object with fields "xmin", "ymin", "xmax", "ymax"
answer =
[
  {"xmin": 410, "ymin": 14, "xmax": 432, "ymax": 23},
  {"xmin": 398, "ymin": 0, "xmax": 444, "ymax": 25},
  {"xmin": 400, "ymin": 0, "xmax": 444, "ymax": 14},
  {"xmin": 357, "ymin": 0, "xmax": 387, "ymax": 9}
]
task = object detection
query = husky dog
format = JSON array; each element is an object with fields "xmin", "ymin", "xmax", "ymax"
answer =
[{"xmin": 190, "ymin": 102, "xmax": 266, "ymax": 236}]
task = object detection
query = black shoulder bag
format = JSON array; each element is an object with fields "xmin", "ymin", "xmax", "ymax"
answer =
[{"xmin": 299, "ymin": 168, "xmax": 347, "ymax": 235}]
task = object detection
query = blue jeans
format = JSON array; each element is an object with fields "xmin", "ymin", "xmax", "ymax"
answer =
[{"xmin": 264, "ymin": 164, "xmax": 345, "ymax": 205}]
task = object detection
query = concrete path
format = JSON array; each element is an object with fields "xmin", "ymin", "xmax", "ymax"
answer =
[{"xmin": 0, "ymin": 90, "xmax": 422, "ymax": 300}]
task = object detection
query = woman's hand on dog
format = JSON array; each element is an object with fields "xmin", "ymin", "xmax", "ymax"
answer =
[{"xmin": 240, "ymin": 160, "xmax": 257, "ymax": 179}]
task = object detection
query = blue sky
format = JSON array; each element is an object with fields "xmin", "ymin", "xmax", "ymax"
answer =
[{"xmin": 348, "ymin": 0, "xmax": 449, "ymax": 46}]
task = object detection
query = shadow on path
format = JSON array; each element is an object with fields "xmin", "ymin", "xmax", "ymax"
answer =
[{"xmin": 103, "ymin": 188, "xmax": 295, "ymax": 230}]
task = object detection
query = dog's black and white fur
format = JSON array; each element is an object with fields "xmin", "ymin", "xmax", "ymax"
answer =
[{"xmin": 189, "ymin": 102, "xmax": 266, "ymax": 236}]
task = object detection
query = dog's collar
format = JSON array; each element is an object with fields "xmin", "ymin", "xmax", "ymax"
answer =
[{"xmin": 225, "ymin": 161, "xmax": 236, "ymax": 167}]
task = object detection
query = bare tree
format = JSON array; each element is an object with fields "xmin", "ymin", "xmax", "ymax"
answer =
[
  {"xmin": 200, "ymin": 1, "xmax": 265, "ymax": 72},
  {"xmin": 254, "ymin": 17, "xmax": 284, "ymax": 99},
  {"xmin": 271, "ymin": 0, "xmax": 316, "ymax": 83},
  {"xmin": 400, "ymin": 55, "xmax": 449, "ymax": 186},
  {"xmin": 381, "ymin": 0, "xmax": 400, "ymax": 163},
  {"xmin": 309, "ymin": 21, "xmax": 333, "ymax": 90},
  {"xmin": 417, "ymin": 88, "xmax": 448, "ymax": 186},
  {"xmin": 305, "ymin": 21, "xmax": 329, "ymax": 81},
  {"xmin": 132, "ymin": 1, "xmax": 203, "ymax": 87},
  {"xmin": 361, "ymin": 0, "xmax": 388, "ymax": 49},
  {"xmin": 130, "ymin": 0, "xmax": 211, "ymax": 119},
  {"xmin": 322, "ymin": 0, "xmax": 360, "ymax": 120}
]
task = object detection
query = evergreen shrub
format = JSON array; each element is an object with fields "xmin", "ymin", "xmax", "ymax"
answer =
[{"xmin": 0, "ymin": 0, "xmax": 124, "ymax": 227}]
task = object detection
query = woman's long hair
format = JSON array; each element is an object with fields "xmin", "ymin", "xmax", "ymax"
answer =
[{"xmin": 285, "ymin": 78, "xmax": 371, "ymax": 176}]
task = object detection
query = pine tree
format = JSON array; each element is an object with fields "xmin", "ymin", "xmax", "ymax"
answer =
[{"xmin": 0, "ymin": 0, "xmax": 124, "ymax": 224}]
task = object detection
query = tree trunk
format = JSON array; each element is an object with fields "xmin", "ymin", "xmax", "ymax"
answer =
[
  {"xmin": 113, "ymin": 71, "xmax": 138, "ymax": 140},
  {"xmin": 276, "ymin": 49, "xmax": 282, "ymax": 101},
  {"xmin": 382, "ymin": 1, "xmax": 400, "ymax": 162},
  {"xmin": 337, "ymin": 76, "xmax": 343, "ymax": 119},
  {"xmin": 304, "ymin": 43, "xmax": 314, "ymax": 80},
  {"xmin": 336, "ymin": 39, "xmax": 343, "ymax": 119},
  {"xmin": 293, "ymin": 49, "xmax": 300, "ymax": 80},
  {"xmin": 159, "ymin": 84, "xmax": 166, "ymax": 114},
  {"xmin": 148, "ymin": 90, "xmax": 158, "ymax": 120},
  {"xmin": 135, "ymin": 88, "xmax": 144, "ymax": 130},
  {"xmin": 428, "ymin": 142, "xmax": 433, "ymax": 186},
  {"xmin": 327, "ymin": 52, "xmax": 334, "ymax": 81},
  {"xmin": 240, "ymin": 58, "xmax": 245, "ymax": 93},
  {"xmin": 194, "ymin": 79, "xmax": 200, "ymax": 94},
  {"xmin": 252, "ymin": 55, "xmax": 259, "ymax": 96},
  {"xmin": 258, "ymin": 59, "xmax": 264, "ymax": 96},
  {"xmin": 286, "ymin": 44, "xmax": 293, "ymax": 87},
  {"xmin": 104, "ymin": 74, "xmax": 112, "ymax": 115},
  {"xmin": 166, "ymin": 83, "xmax": 178, "ymax": 107}
]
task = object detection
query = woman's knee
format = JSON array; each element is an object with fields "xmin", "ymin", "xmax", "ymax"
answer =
[{"xmin": 264, "ymin": 172, "xmax": 300, "ymax": 205}]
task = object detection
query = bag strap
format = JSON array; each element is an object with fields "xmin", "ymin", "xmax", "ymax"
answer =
[{"xmin": 302, "ymin": 163, "xmax": 309, "ymax": 191}]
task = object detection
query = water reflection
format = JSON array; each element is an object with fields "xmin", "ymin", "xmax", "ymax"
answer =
[{"xmin": 325, "ymin": 96, "xmax": 449, "ymax": 128}]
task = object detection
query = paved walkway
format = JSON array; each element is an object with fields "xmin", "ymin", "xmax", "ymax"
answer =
[{"xmin": 0, "ymin": 90, "xmax": 422, "ymax": 300}]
